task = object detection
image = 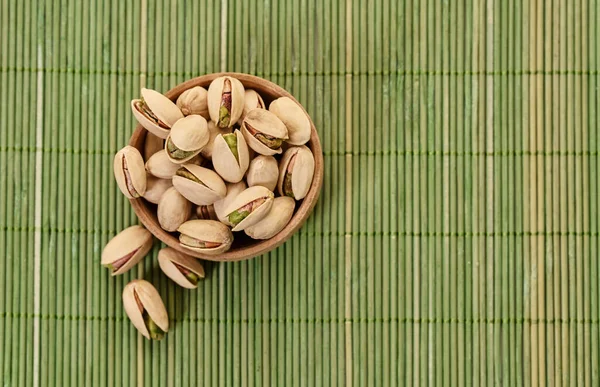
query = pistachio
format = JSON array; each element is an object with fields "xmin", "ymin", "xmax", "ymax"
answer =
[
  {"xmin": 144, "ymin": 133, "xmax": 165, "ymax": 160},
  {"xmin": 131, "ymin": 88, "xmax": 183, "ymax": 139},
  {"xmin": 143, "ymin": 174, "xmax": 173, "ymax": 204},
  {"xmin": 146, "ymin": 150, "xmax": 203, "ymax": 179},
  {"xmin": 200, "ymin": 120, "xmax": 231, "ymax": 159},
  {"xmin": 236, "ymin": 89, "xmax": 266, "ymax": 125},
  {"xmin": 212, "ymin": 130, "xmax": 250, "ymax": 183},
  {"xmin": 172, "ymin": 164, "xmax": 226, "ymax": 205},
  {"xmin": 223, "ymin": 185, "xmax": 274, "ymax": 231},
  {"xmin": 207, "ymin": 76, "xmax": 245, "ymax": 128},
  {"xmin": 101, "ymin": 225, "xmax": 153, "ymax": 275},
  {"xmin": 157, "ymin": 187, "xmax": 192, "ymax": 231},
  {"xmin": 177, "ymin": 219, "xmax": 233, "ymax": 255},
  {"xmin": 277, "ymin": 145, "xmax": 315, "ymax": 200},
  {"xmin": 165, "ymin": 115, "xmax": 209, "ymax": 164},
  {"xmin": 213, "ymin": 181, "xmax": 247, "ymax": 226},
  {"xmin": 176, "ymin": 86, "xmax": 209, "ymax": 118},
  {"xmin": 158, "ymin": 247, "xmax": 205, "ymax": 288},
  {"xmin": 269, "ymin": 96, "xmax": 311, "ymax": 145},
  {"xmin": 196, "ymin": 204, "xmax": 218, "ymax": 220},
  {"xmin": 246, "ymin": 155, "xmax": 278, "ymax": 191},
  {"xmin": 245, "ymin": 197, "xmax": 295, "ymax": 239},
  {"xmin": 122, "ymin": 280, "xmax": 169, "ymax": 340},
  {"xmin": 241, "ymin": 109, "xmax": 288, "ymax": 155},
  {"xmin": 114, "ymin": 146, "xmax": 146, "ymax": 199}
]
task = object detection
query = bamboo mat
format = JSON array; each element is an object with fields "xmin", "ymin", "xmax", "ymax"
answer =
[{"xmin": 1, "ymin": 0, "xmax": 599, "ymax": 385}]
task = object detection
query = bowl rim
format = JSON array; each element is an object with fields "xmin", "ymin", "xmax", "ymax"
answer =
[{"xmin": 129, "ymin": 72, "xmax": 324, "ymax": 261}]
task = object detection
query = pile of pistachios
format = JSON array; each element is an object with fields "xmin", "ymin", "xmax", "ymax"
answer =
[{"xmin": 102, "ymin": 76, "xmax": 316, "ymax": 340}]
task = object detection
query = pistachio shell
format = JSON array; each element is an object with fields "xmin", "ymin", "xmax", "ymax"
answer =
[
  {"xmin": 145, "ymin": 150, "xmax": 182, "ymax": 178},
  {"xmin": 244, "ymin": 196, "xmax": 295, "ymax": 239},
  {"xmin": 157, "ymin": 187, "xmax": 192, "ymax": 231},
  {"xmin": 223, "ymin": 185, "xmax": 275, "ymax": 231},
  {"xmin": 101, "ymin": 225, "xmax": 153, "ymax": 275},
  {"xmin": 207, "ymin": 76, "xmax": 245, "ymax": 128},
  {"xmin": 213, "ymin": 181, "xmax": 247, "ymax": 225},
  {"xmin": 165, "ymin": 115, "xmax": 209, "ymax": 164},
  {"xmin": 268, "ymin": 97, "xmax": 311, "ymax": 145},
  {"xmin": 277, "ymin": 145, "xmax": 315, "ymax": 200},
  {"xmin": 241, "ymin": 109, "xmax": 288, "ymax": 155},
  {"xmin": 172, "ymin": 164, "xmax": 227, "ymax": 205},
  {"xmin": 196, "ymin": 204, "xmax": 218, "ymax": 220},
  {"xmin": 144, "ymin": 133, "xmax": 165, "ymax": 160},
  {"xmin": 200, "ymin": 121, "xmax": 231, "ymax": 159},
  {"xmin": 212, "ymin": 130, "xmax": 250, "ymax": 183},
  {"xmin": 176, "ymin": 86, "xmax": 209, "ymax": 118},
  {"xmin": 158, "ymin": 247, "xmax": 205, "ymax": 289},
  {"xmin": 177, "ymin": 220, "xmax": 233, "ymax": 255},
  {"xmin": 246, "ymin": 155, "xmax": 278, "ymax": 191},
  {"xmin": 236, "ymin": 89, "xmax": 266, "ymax": 125},
  {"xmin": 123, "ymin": 279, "xmax": 169, "ymax": 340},
  {"xmin": 143, "ymin": 174, "xmax": 173, "ymax": 204},
  {"xmin": 131, "ymin": 88, "xmax": 183, "ymax": 139},
  {"xmin": 114, "ymin": 146, "xmax": 146, "ymax": 199}
]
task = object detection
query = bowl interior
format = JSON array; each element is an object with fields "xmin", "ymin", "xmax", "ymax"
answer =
[{"xmin": 129, "ymin": 73, "xmax": 323, "ymax": 261}]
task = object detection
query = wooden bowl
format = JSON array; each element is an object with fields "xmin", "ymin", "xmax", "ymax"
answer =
[{"xmin": 129, "ymin": 73, "xmax": 323, "ymax": 261}]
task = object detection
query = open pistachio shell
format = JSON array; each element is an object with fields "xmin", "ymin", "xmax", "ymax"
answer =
[
  {"xmin": 172, "ymin": 164, "xmax": 227, "ymax": 205},
  {"xmin": 114, "ymin": 145, "xmax": 146, "ymax": 199},
  {"xmin": 246, "ymin": 155, "xmax": 279, "ymax": 191},
  {"xmin": 241, "ymin": 109, "xmax": 288, "ymax": 155},
  {"xmin": 196, "ymin": 204, "xmax": 218, "ymax": 220},
  {"xmin": 131, "ymin": 88, "xmax": 183, "ymax": 139},
  {"xmin": 157, "ymin": 187, "xmax": 192, "ymax": 232},
  {"xmin": 207, "ymin": 76, "xmax": 245, "ymax": 128},
  {"xmin": 236, "ymin": 89, "xmax": 266, "ymax": 125},
  {"xmin": 245, "ymin": 196, "xmax": 295, "ymax": 240},
  {"xmin": 223, "ymin": 185, "xmax": 275, "ymax": 232},
  {"xmin": 144, "ymin": 133, "xmax": 165, "ymax": 160},
  {"xmin": 212, "ymin": 130, "xmax": 250, "ymax": 183},
  {"xmin": 101, "ymin": 225, "xmax": 153, "ymax": 276},
  {"xmin": 277, "ymin": 145, "xmax": 315, "ymax": 200},
  {"xmin": 177, "ymin": 219, "xmax": 233, "ymax": 255},
  {"xmin": 176, "ymin": 86, "xmax": 209, "ymax": 119},
  {"xmin": 143, "ymin": 174, "xmax": 173, "ymax": 204},
  {"xmin": 213, "ymin": 181, "xmax": 247, "ymax": 226},
  {"xmin": 269, "ymin": 97, "xmax": 311, "ymax": 145},
  {"xmin": 123, "ymin": 280, "xmax": 169, "ymax": 340},
  {"xmin": 165, "ymin": 115, "xmax": 209, "ymax": 164},
  {"xmin": 158, "ymin": 247, "xmax": 205, "ymax": 289},
  {"xmin": 200, "ymin": 121, "xmax": 232, "ymax": 159}
]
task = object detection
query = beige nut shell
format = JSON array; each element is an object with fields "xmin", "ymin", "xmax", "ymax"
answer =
[
  {"xmin": 244, "ymin": 196, "xmax": 295, "ymax": 239},
  {"xmin": 177, "ymin": 219, "xmax": 233, "ymax": 255},
  {"xmin": 176, "ymin": 86, "xmax": 209, "ymax": 118},
  {"xmin": 157, "ymin": 187, "xmax": 192, "ymax": 232},
  {"xmin": 223, "ymin": 185, "xmax": 275, "ymax": 232},
  {"xmin": 165, "ymin": 115, "xmax": 209, "ymax": 164},
  {"xmin": 172, "ymin": 164, "xmax": 227, "ymax": 205},
  {"xmin": 143, "ymin": 175, "xmax": 173, "ymax": 204},
  {"xmin": 123, "ymin": 279, "xmax": 169, "ymax": 339},
  {"xmin": 207, "ymin": 76, "xmax": 245, "ymax": 127},
  {"xmin": 114, "ymin": 145, "xmax": 146, "ymax": 199},
  {"xmin": 277, "ymin": 145, "xmax": 315, "ymax": 200},
  {"xmin": 101, "ymin": 225, "xmax": 153, "ymax": 276},
  {"xmin": 211, "ymin": 130, "xmax": 250, "ymax": 183},
  {"xmin": 131, "ymin": 88, "xmax": 183, "ymax": 139},
  {"xmin": 246, "ymin": 155, "xmax": 278, "ymax": 191},
  {"xmin": 269, "ymin": 96, "xmax": 311, "ymax": 145},
  {"xmin": 213, "ymin": 181, "xmax": 247, "ymax": 226},
  {"xmin": 158, "ymin": 247, "xmax": 205, "ymax": 289},
  {"xmin": 241, "ymin": 109, "xmax": 288, "ymax": 155}
]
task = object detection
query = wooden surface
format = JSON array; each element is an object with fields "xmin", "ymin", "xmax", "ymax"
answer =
[{"xmin": 130, "ymin": 73, "xmax": 324, "ymax": 261}]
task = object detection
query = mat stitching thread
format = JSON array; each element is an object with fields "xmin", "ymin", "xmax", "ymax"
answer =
[
  {"xmin": 1, "ymin": 66, "xmax": 599, "ymax": 77},
  {"xmin": 2, "ymin": 226, "xmax": 598, "ymax": 237},
  {"xmin": 1, "ymin": 312, "xmax": 598, "ymax": 324},
  {"xmin": 1, "ymin": 146, "xmax": 598, "ymax": 157}
]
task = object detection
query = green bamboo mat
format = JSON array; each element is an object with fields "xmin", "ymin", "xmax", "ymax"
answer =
[{"xmin": 1, "ymin": 0, "xmax": 599, "ymax": 385}]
